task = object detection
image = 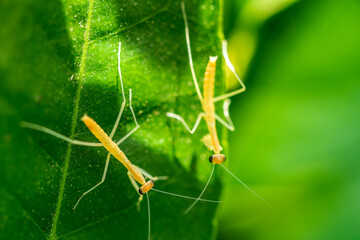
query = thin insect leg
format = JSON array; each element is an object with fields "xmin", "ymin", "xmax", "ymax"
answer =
[
  {"xmin": 213, "ymin": 40, "xmax": 246, "ymax": 103},
  {"xmin": 185, "ymin": 164, "xmax": 216, "ymax": 214},
  {"xmin": 21, "ymin": 121, "xmax": 103, "ymax": 147},
  {"xmin": 73, "ymin": 153, "xmax": 111, "ymax": 210},
  {"xmin": 166, "ymin": 112, "xmax": 205, "ymax": 134},
  {"xmin": 110, "ymin": 42, "xmax": 127, "ymax": 138},
  {"xmin": 146, "ymin": 192, "xmax": 151, "ymax": 240},
  {"xmin": 181, "ymin": 1, "xmax": 203, "ymax": 102},
  {"xmin": 151, "ymin": 188, "xmax": 221, "ymax": 203},
  {"xmin": 214, "ymin": 99, "xmax": 235, "ymax": 131},
  {"xmin": 110, "ymin": 101, "xmax": 125, "ymax": 138},
  {"xmin": 219, "ymin": 164, "xmax": 273, "ymax": 209},
  {"xmin": 134, "ymin": 165, "xmax": 168, "ymax": 181},
  {"xmin": 127, "ymin": 171, "xmax": 143, "ymax": 211},
  {"xmin": 127, "ymin": 171, "xmax": 140, "ymax": 192},
  {"xmin": 115, "ymin": 89, "xmax": 140, "ymax": 145}
]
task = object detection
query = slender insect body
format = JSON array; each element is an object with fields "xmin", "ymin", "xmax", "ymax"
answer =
[
  {"xmin": 202, "ymin": 56, "xmax": 217, "ymax": 106},
  {"xmin": 167, "ymin": 2, "xmax": 271, "ymax": 213},
  {"xmin": 81, "ymin": 114, "xmax": 146, "ymax": 185},
  {"xmin": 202, "ymin": 56, "xmax": 222, "ymax": 155},
  {"xmin": 123, "ymin": 157, "xmax": 147, "ymax": 185},
  {"xmin": 81, "ymin": 115, "xmax": 121, "ymax": 158}
]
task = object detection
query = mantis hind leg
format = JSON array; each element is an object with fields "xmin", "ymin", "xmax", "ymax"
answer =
[
  {"xmin": 214, "ymin": 99, "xmax": 235, "ymax": 131},
  {"xmin": 213, "ymin": 40, "xmax": 246, "ymax": 103},
  {"xmin": 181, "ymin": 1, "xmax": 204, "ymax": 102},
  {"xmin": 73, "ymin": 153, "xmax": 111, "ymax": 210},
  {"xmin": 110, "ymin": 42, "xmax": 140, "ymax": 145},
  {"xmin": 166, "ymin": 112, "xmax": 205, "ymax": 134},
  {"xmin": 115, "ymin": 89, "xmax": 140, "ymax": 146},
  {"xmin": 110, "ymin": 42, "xmax": 127, "ymax": 139},
  {"xmin": 21, "ymin": 121, "xmax": 102, "ymax": 147}
]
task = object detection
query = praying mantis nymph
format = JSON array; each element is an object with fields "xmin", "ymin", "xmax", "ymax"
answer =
[
  {"xmin": 22, "ymin": 42, "xmax": 220, "ymax": 240},
  {"xmin": 167, "ymin": 2, "xmax": 272, "ymax": 213}
]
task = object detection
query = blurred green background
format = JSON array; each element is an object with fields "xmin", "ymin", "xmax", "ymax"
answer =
[{"xmin": 218, "ymin": 0, "xmax": 360, "ymax": 239}]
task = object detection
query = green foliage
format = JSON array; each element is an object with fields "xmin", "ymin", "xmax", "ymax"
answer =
[
  {"xmin": 219, "ymin": 0, "xmax": 360, "ymax": 239},
  {"xmin": 0, "ymin": 0, "xmax": 225, "ymax": 239}
]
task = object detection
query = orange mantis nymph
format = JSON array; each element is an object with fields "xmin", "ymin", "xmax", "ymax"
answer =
[
  {"xmin": 167, "ymin": 2, "xmax": 271, "ymax": 213},
  {"xmin": 22, "ymin": 42, "xmax": 220, "ymax": 240}
]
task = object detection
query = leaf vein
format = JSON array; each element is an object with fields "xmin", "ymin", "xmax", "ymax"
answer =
[
  {"xmin": 48, "ymin": 0, "xmax": 95, "ymax": 239},
  {"xmin": 91, "ymin": 3, "xmax": 170, "ymax": 44}
]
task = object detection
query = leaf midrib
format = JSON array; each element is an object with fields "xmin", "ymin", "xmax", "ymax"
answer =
[{"xmin": 48, "ymin": 0, "xmax": 95, "ymax": 239}]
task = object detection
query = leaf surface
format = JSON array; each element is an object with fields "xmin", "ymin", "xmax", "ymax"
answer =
[{"xmin": 0, "ymin": 0, "xmax": 225, "ymax": 239}]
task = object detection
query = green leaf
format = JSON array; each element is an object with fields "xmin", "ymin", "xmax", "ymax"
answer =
[{"xmin": 0, "ymin": 0, "xmax": 225, "ymax": 239}]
